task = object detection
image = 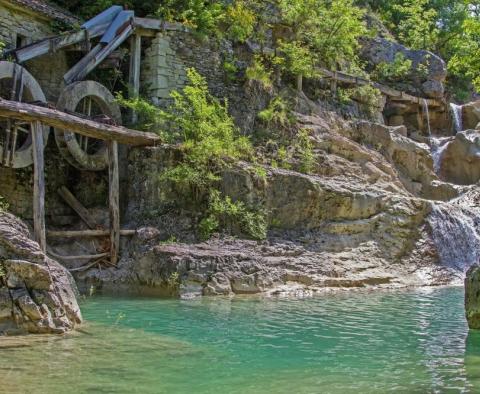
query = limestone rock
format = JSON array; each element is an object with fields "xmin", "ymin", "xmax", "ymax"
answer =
[
  {"xmin": 438, "ymin": 130, "xmax": 480, "ymax": 185},
  {"xmin": 465, "ymin": 265, "xmax": 480, "ymax": 329},
  {"xmin": 0, "ymin": 212, "xmax": 82, "ymax": 335},
  {"xmin": 462, "ymin": 101, "xmax": 480, "ymax": 130},
  {"xmin": 360, "ymin": 37, "xmax": 446, "ymax": 98}
]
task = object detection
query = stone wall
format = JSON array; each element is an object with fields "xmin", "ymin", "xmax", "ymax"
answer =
[
  {"xmin": 0, "ymin": 2, "xmax": 69, "ymax": 101},
  {"xmin": 141, "ymin": 31, "xmax": 270, "ymax": 134}
]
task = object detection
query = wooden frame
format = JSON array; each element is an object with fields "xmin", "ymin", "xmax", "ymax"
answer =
[{"xmin": 0, "ymin": 97, "xmax": 158, "ymax": 263}]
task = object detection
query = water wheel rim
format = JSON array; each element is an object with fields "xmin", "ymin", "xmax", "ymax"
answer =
[
  {"xmin": 0, "ymin": 61, "xmax": 49, "ymax": 168},
  {"xmin": 55, "ymin": 81, "xmax": 121, "ymax": 171}
]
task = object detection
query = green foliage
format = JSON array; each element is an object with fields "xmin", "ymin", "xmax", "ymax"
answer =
[
  {"xmin": 160, "ymin": 235, "xmax": 178, "ymax": 244},
  {"xmin": 0, "ymin": 196, "xmax": 9, "ymax": 213},
  {"xmin": 258, "ymin": 96, "xmax": 293, "ymax": 129},
  {"xmin": 167, "ymin": 272, "xmax": 180, "ymax": 290},
  {"xmin": 220, "ymin": 0, "xmax": 257, "ymax": 42},
  {"xmin": 199, "ymin": 190, "xmax": 267, "ymax": 240},
  {"xmin": 156, "ymin": 0, "xmax": 224, "ymax": 35},
  {"xmin": 373, "ymin": 53, "xmax": 412, "ymax": 82},
  {"xmin": 361, "ymin": 0, "xmax": 479, "ymax": 98},
  {"xmin": 246, "ymin": 56, "xmax": 273, "ymax": 91},
  {"xmin": 223, "ymin": 60, "xmax": 238, "ymax": 82},
  {"xmin": 448, "ymin": 15, "xmax": 480, "ymax": 92},
  {"xmin": 294, "ymin": 128, "xmax": 315, "ymax": 174},
  {"xmin": 0, "ymin": 263, "xmax": 5, "ymax": 281},
  {"xmin": 276, "ymin": 0, "xmax": 367, "ymax": 79},
  {"xmin": 391, "ymin": 0, "xmax": 439, "ymax": 50},
  {"xmin": 120, "ymin": 68, "xmax": 265, "ymax": 240}
]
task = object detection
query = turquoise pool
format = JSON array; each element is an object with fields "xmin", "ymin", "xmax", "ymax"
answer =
[{"xmin": 1, "ymin": 287, "xmax": 479, "ymax": 393}]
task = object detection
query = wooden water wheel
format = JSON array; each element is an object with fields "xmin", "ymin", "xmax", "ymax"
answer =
[
  {"xmin": 54, "ymin": 80, "xmax": 122, "ymax": 171},
  {"xmin": 0, "ymin": 61, "xmax": 49, "ymax": 168}
]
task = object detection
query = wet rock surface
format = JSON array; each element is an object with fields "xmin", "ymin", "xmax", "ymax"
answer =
[
  {"xmin": 0, "ymin": 212, "xmax": 82, "ymax": 335},
  {"xmin": 465, "ymin": 265, "xmax": 480, "ymax": 329}
]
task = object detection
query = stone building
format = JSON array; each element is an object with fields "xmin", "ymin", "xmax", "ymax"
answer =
[{"xmin": 0, "ymin": 0, "xmax": 77, "ymax": 101}]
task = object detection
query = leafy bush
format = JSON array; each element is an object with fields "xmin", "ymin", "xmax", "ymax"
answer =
[
  {"xmin": 119, "ymin": 68, "xmax": 266, "ymax": 240},
  {"xmin": 295, "ymin": 128, "xmax": 315, "ymax": 174},
  {"xmin": 258, "ymin": 96, "xmax": 293, "ymax": 129},
  {"xmin": 220, "ymin": 0, "xmax": 256, "ymax": 42},
  {"xmin": 156, "ymin": 0, "xmax": 224, "ymax": 35},
  {"xmin": 199, "ymin": 190, "xmax": 267, "ymax": 240},
  {"xmin": 0, "ymin": 196, "xmax": 9, "ymax": 213},
  {"xmin": 373, "ymin": 53, "xmax": 412, "ymax": 82},
  {"xmin": 246, "ymin": 56, "xmax": 273, "ymax": 91}
]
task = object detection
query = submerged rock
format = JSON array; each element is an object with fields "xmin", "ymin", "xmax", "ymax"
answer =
[
  {"xmin": 0, "ymin": 212, "xmax": 82, "ymax": 335},
  {"xmin": 465, "ymin": 265, "xmax": 480, "ymax": 329}
]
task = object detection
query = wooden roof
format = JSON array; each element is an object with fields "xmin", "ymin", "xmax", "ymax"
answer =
[{"xmin": 2, "ymin": 0, "xmax": 79, "ymax": 25}]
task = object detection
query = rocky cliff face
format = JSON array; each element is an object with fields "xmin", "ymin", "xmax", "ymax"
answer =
[
  {"xmin": 73, "ymin": 97, "xmax": 476, "ymax": 297},
  {"xmin": 0, "ymin": 212, "xmax": 82, "ymax": 334}
]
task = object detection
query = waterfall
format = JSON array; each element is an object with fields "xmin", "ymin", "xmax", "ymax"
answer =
[
  {"xmin": 429, "ymin": 136, "xmax": 451, "ymax": 174},
  {"xmin": 450, "ymin": 103, "xmax": 463, "ymax": 133},
  {"xmin": 422, "ymin": 99, "xmax": 431, "ymax": 136},
  {"xmin": 427, "ymin": 200, "xmax": 480, "ymax": 274}
]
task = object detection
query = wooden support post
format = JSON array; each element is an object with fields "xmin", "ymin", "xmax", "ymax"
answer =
[
  {"xmin": 108, "ymin": 141, "xmax": 120, "ymax": 265},
  {"xmin": 32, "ymin": 121, "xmax": 46, "ymax": 252},
  {"xmin": 128, "ymin": 34, "xmax": 141, "ymax": 124}
]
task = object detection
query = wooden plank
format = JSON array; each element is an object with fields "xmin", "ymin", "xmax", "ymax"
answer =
[
  {"xmin": 0, "ymin": 98, "xmax": 160, "ymax": 146},
  {"xmin": 48, "ymin": 250, "xmax": 110, "ymax": 261},
  {"xmin": 13, "ymin": 23, "xmax": 110, "ymax": 63},
  {"xmin": 128, "ymin": 34, "xmax": 141, "ymax": 123},
  {"xmin": 57, "ymin": 186, "xmax": 97, "ymax": 229},
  {"xmin": 63, "ymin": 44, "xmax": 103, "ymax": 84},
  {"xmin": 108, "ymin": 140, "xmax": 120, "ymax": 265},
  {"xmin": 32, "ymin": 121, "xmax": 46, "ymax": 252},
  {"xmin": 47, "ymin": 229, "xmax": 136, "ymax": 238},
  {"xmin": 316, "ymin": 68, "xmax": 442, "ymax": 108},
  {"xmin": 66, "ymin": 24, "xmax": 133, "ymax": 84}
]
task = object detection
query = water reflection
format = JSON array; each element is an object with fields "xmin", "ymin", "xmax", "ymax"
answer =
[{"xmin": 0, "ymin": 287, "xmax": 478, "ymax": 394}]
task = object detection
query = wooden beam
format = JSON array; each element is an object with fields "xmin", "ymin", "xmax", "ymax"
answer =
[
  {"xmin": 57, "ymin": 186, "xmax": 97, "ymax": 229},
  {"xmin": 12, "ymin": 23, "xmax": 110, "ymax": 63},
  {"xmin": 48, "ymin": 250, "xmax": 110, "ymax": 261},
  {"xmin": 63, "ymin": 44, "xmax": 103, "ymax": 85},
  {"xmin": 65, "ymin": 24, "xmax": 133, "ymax": 84},
  {"xmin": 108, "ymin": 141, "xmax": 120, "ymax": 265},
  {"xmin": 128, "ymin": 34, "xmax": 141, "ymax": 123},
  {"xmin": 0, "ymin": 98, "xmax": 160, "ymax": 146},
  {"xmin": 32, "ymin": 121, "xmax": 46, "ymax": 252},
  {"xmin": 47, "ymin": 229, "xmax": 136, "ymax": 238},
  {"xmin": 316, "ymin": 68, "xmax": 443, "ymax": 108}
]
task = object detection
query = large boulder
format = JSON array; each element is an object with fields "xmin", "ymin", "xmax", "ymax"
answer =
[
  {"xmin": 0, "ymin": 212, "xmax": 82, "ymax": 335},
  {"xmin": 437, "ymin": 130, "xmax": 480, "ymax": 185},
  {"xmin": 462, "ymin": 101, "xmax": 480, "ymax": 130},
  {"xmin": 466, "ymin": 265, "xmax": 480, "ymax": 329},
  {"xmin": 360, "ymin": 37, "xmax": 446, "ymax": 98}
]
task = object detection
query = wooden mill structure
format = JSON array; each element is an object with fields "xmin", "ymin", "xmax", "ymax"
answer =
[{"xmin": 0, "ymin": 5, "xmax": 182, "ymax": 265}]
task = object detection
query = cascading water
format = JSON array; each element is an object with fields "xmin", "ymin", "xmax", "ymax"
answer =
[
  {"xmin": 430, "ymin": 136, "xmax": 451, "ymax": 173},
  {"xmin": 450, "ymin": 103, "xmax": 463, "ymax": 133},
  {"xmin": 422, "ymin": 99, "xmax": 432, "ymax": 136},
  {"xmin": 427, "ymin": 195, "xmax": 480, "ymax": 274}
]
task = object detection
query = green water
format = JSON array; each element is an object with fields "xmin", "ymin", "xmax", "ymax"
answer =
[{"xmin": 2, "ymin": 287, "xmax": 480, "ymax": 393}]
